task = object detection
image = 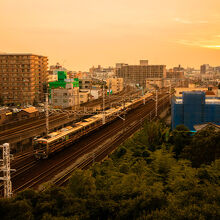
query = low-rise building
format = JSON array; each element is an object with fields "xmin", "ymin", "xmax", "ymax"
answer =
[
  {"xmin": 18, "ymin": 107, "xmax": 39, "ymax": 119},
  {"xmin": 90, "ymin": 65, "xmax": 115, "ymax": 80},
  {"xmin": 51, "ymin": 84, "xmax": 79, "ymax": 108},
  {"xmin": 174, "ymin": 84, "xmax": 218, "ymax": 98},
  {"xmin": 146, "ymin": 78, "xmax": 163, "ymax": 90},
  {"xmin": 0, "ymin": 109, "xmax": 12, "ymax": 124},
  {"xmin": 106, "ymin": 78, "xmax": 124, "ymax": 94},
  {"xmin": 79, "ymin": 78, "xmax": 92, "ymax": 90},
  {"xmin": 90, "ymin": 89, "xmax": 102, "ymax": 99},
  {"xmin": 48, "ymin": 63, "xmax": 66, "ymax": 82},
  {"xmin": 79, "ymin": 90, "xmax": 90, "ymax": 104},
  {"xmin": 172, "ymin": 91, "xmax": 220, "ymax": 131}
]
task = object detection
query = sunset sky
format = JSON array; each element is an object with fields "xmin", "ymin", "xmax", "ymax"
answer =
[{"xmin": 1, "ymin": 0, "xmax": 220, "ymax": 71}]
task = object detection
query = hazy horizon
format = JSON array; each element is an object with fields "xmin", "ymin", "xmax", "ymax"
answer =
[{"xmin": 1, "ymin": 0, "xmax": 220, "ymax": 71}]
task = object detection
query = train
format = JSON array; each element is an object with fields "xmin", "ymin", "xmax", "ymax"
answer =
[{"xmin": 33, "ymin": 93, "xmax": 153, "ymax": 159}]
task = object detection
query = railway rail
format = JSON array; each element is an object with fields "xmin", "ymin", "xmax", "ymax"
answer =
[
  {"xmin": 54, "ymin": 96, "xmax": 168, "ymax": 186},
  {"xmin": 0, "ymin": 89, "xmax": 142, "ymax": 145},
  {"xmin": 0, "ymin": 93, "xmax": 170, "ymax": 196},
  {"xmin": 0, "ymin": 113, "xmax": 70, "ymax": 142}
]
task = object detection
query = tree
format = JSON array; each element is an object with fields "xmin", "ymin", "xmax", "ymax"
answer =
[
  {"xmin": 171, "ymin": 125, "xmax": 192, "ymax": 157},
  {"xmin": 181, "ymin": 128, "xmax": 220, "ymax": 167},
  {"xmin": 67, "ymin": 169, "xmax": 96, "ymax": 198}
]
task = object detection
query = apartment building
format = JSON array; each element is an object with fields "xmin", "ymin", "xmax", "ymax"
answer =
[
  {"xmin": 200, "ymin": 64, "xmax": 211, "ymax": 74},
  {"xmin": 89, "ymin": 65, "xmax": 115, "ymax": 80},
  {"xmin": 166, "ymin": 69, "xmax": 184, "ymax": 79},
  {"xmin": 116, "ymin": 60, "xmax": 166, "ymax": 88},
  {"xmin": 0, "ymin": 53, "xmax": 48, "ymax": 105},
  {"xmin": 106, "ymin": 77, "xmax": 124, "ymax": 94}
]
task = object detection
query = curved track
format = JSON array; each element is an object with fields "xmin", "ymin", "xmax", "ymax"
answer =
[{"xmin": 0, "ymin": 93, "xmax": 170, "ymax": 196}]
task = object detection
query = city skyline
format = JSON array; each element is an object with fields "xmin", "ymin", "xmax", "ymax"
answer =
[{"xmin": 1, "ymin": 0, "xmax": 220, "ymax": 71}]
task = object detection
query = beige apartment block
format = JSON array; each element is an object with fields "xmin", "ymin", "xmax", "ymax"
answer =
[
  {"xmin": 79, "ymin": 90, "xmax": 90, "ymax": 104},
  {"xmin": 146, "ymin": 78, "xmax": 163, "ymax": 90},
  {"xmin": 51, "ymin": 84, "xmax": 79, "ymax": 108},
  {"xmin": 106, "ymin": 77, "xmax": 124, "ymax": 94},
  {"xmin": 0, "ymin": 53, "xmax": 48, "ymax": 105},
  {"xmin": 116, "ymin": 60, "xmax": 166, "ymax": 88},
  {"xmin": 166, "ymin": 70, "xmax": 184, "ymax": 79}
]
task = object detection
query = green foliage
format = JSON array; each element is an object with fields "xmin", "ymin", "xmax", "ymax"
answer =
[
  {"xmin": 67, "ymin": 169, "xmax": 96, "ymax": 198},
  {"xmin": 171, "ymin": 124, "xmax": 192, "ymax": 157},
  {"xmin": 1, "ymin": 122, "xmax": 220, "ymax": 219},
  {"xmin": 181, "ymin": 127, "xmax": 220, "ymax": 167}
]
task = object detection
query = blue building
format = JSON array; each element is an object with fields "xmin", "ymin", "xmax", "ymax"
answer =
[{"xmin": 172, "ymin": 91, "xmax": 220, "ymax": 131}]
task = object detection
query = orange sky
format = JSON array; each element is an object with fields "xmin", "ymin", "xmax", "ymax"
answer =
[{"xmin": 0, "ymin": 0, "xmax": 220, "ymax": 71}]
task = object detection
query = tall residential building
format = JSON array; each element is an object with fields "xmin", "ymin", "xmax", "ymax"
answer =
[
  {"xmin": 0, "ymin": 53, "xmax": 48, "ymax": 105},
  {"xmin": 116, "ymin": 60, "xmax": 166, "ymax": 88}
]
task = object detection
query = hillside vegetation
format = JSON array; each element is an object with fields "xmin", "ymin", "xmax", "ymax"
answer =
[{"xmin": 0, "ymin": 122, "xmax": 220, "ymax": 220}]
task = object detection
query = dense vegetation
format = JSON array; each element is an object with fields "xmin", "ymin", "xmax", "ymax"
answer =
[{"xmin": 0, "ymin": 122, "xmax": 220, "ymax": 219}]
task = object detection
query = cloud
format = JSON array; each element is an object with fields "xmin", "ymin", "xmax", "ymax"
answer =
[
  {"xmin": 174, "ymin": 18, "xmax": 208, "ymax": 24},
  {"xmin": 201, "ymin": 45, "xmax": 220, "ymax": 49},
  {"xmin": 176, "ymin": 39, "xmax": 220, "ymax": 49}
]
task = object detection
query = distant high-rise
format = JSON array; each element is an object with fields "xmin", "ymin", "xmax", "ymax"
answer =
[
  {"xmin": 200, "ymin": 64, "xmax": 210, "ymax": 74},
  {"xmin": 0, "ymin": 53, "xmax": 48, "ymax": 105},
  {"xmin": 116, "ymin": 60, "xmax": 166, "ymax": 88}
]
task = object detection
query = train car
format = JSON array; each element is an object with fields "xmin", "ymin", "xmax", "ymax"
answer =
[
  {"xmin": 33, "ymin": 114, "xmax": 105, "ymax": 159},
  {"xmin": 33, "ymin": 125, "xmax": 80, "ymax": 159},
  {"xmin": 33, "ymin": 92, "xmax": 153, "ymax": 159}
]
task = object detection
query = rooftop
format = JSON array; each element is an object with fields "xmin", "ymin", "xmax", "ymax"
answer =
[
  {"xmin": 0, "ymin": 53, "xmax": 47, "ymax": 57},
  {"xmin": 22, "ymin": 107, "xmax": 38, "ymax": 114}
]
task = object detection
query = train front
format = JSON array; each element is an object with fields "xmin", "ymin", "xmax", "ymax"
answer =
[{"xmin": 33, "ymin": 138, "xmax": 48, "ymax": 159}]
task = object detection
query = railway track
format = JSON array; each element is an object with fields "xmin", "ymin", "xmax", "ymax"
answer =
[
  {"xmin": 1, "ymin": 94, "xmax": 169, "ymax": 195},
  {"xmin": 54, "ymin": 96, "xmax": 169, "ymax": 186},
  {"xmin": 0, "ymin": 89, "xmax": 141, "ymax": 144},
  {"xmin": 0, "ymin": 113, "xmax": 71, "ymax": 142}
]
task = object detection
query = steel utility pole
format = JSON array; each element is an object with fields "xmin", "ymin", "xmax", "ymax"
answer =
[
  {"xmin": 155, "ymin": 89, "xmax": 158, "ymax": 117},
  {"xmin": 0, "ymin": 143, "xmax": 15, "ymax": 198},
  {"xmin": 102, "ymin": 76, "xmax": 105, "ymax": 125},
  {"xmin": 141, "ymin": 86, "xmax": 146, "ymax": 104},
  {"xmin": 169, "ymin": 84, "xmax": 172, "ymax": 104},
  {"xmin": 108, "ymin": 79, "xmax": 111, "ymax": 108},
  {"xmin": 45, "ymin": 93, "xmax": 49, "ymax": 136}
]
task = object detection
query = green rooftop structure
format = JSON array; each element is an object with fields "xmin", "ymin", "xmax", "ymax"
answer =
[{"xmin": 49, "ymin": 71, "xmax": 79, "ymax": 98}]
